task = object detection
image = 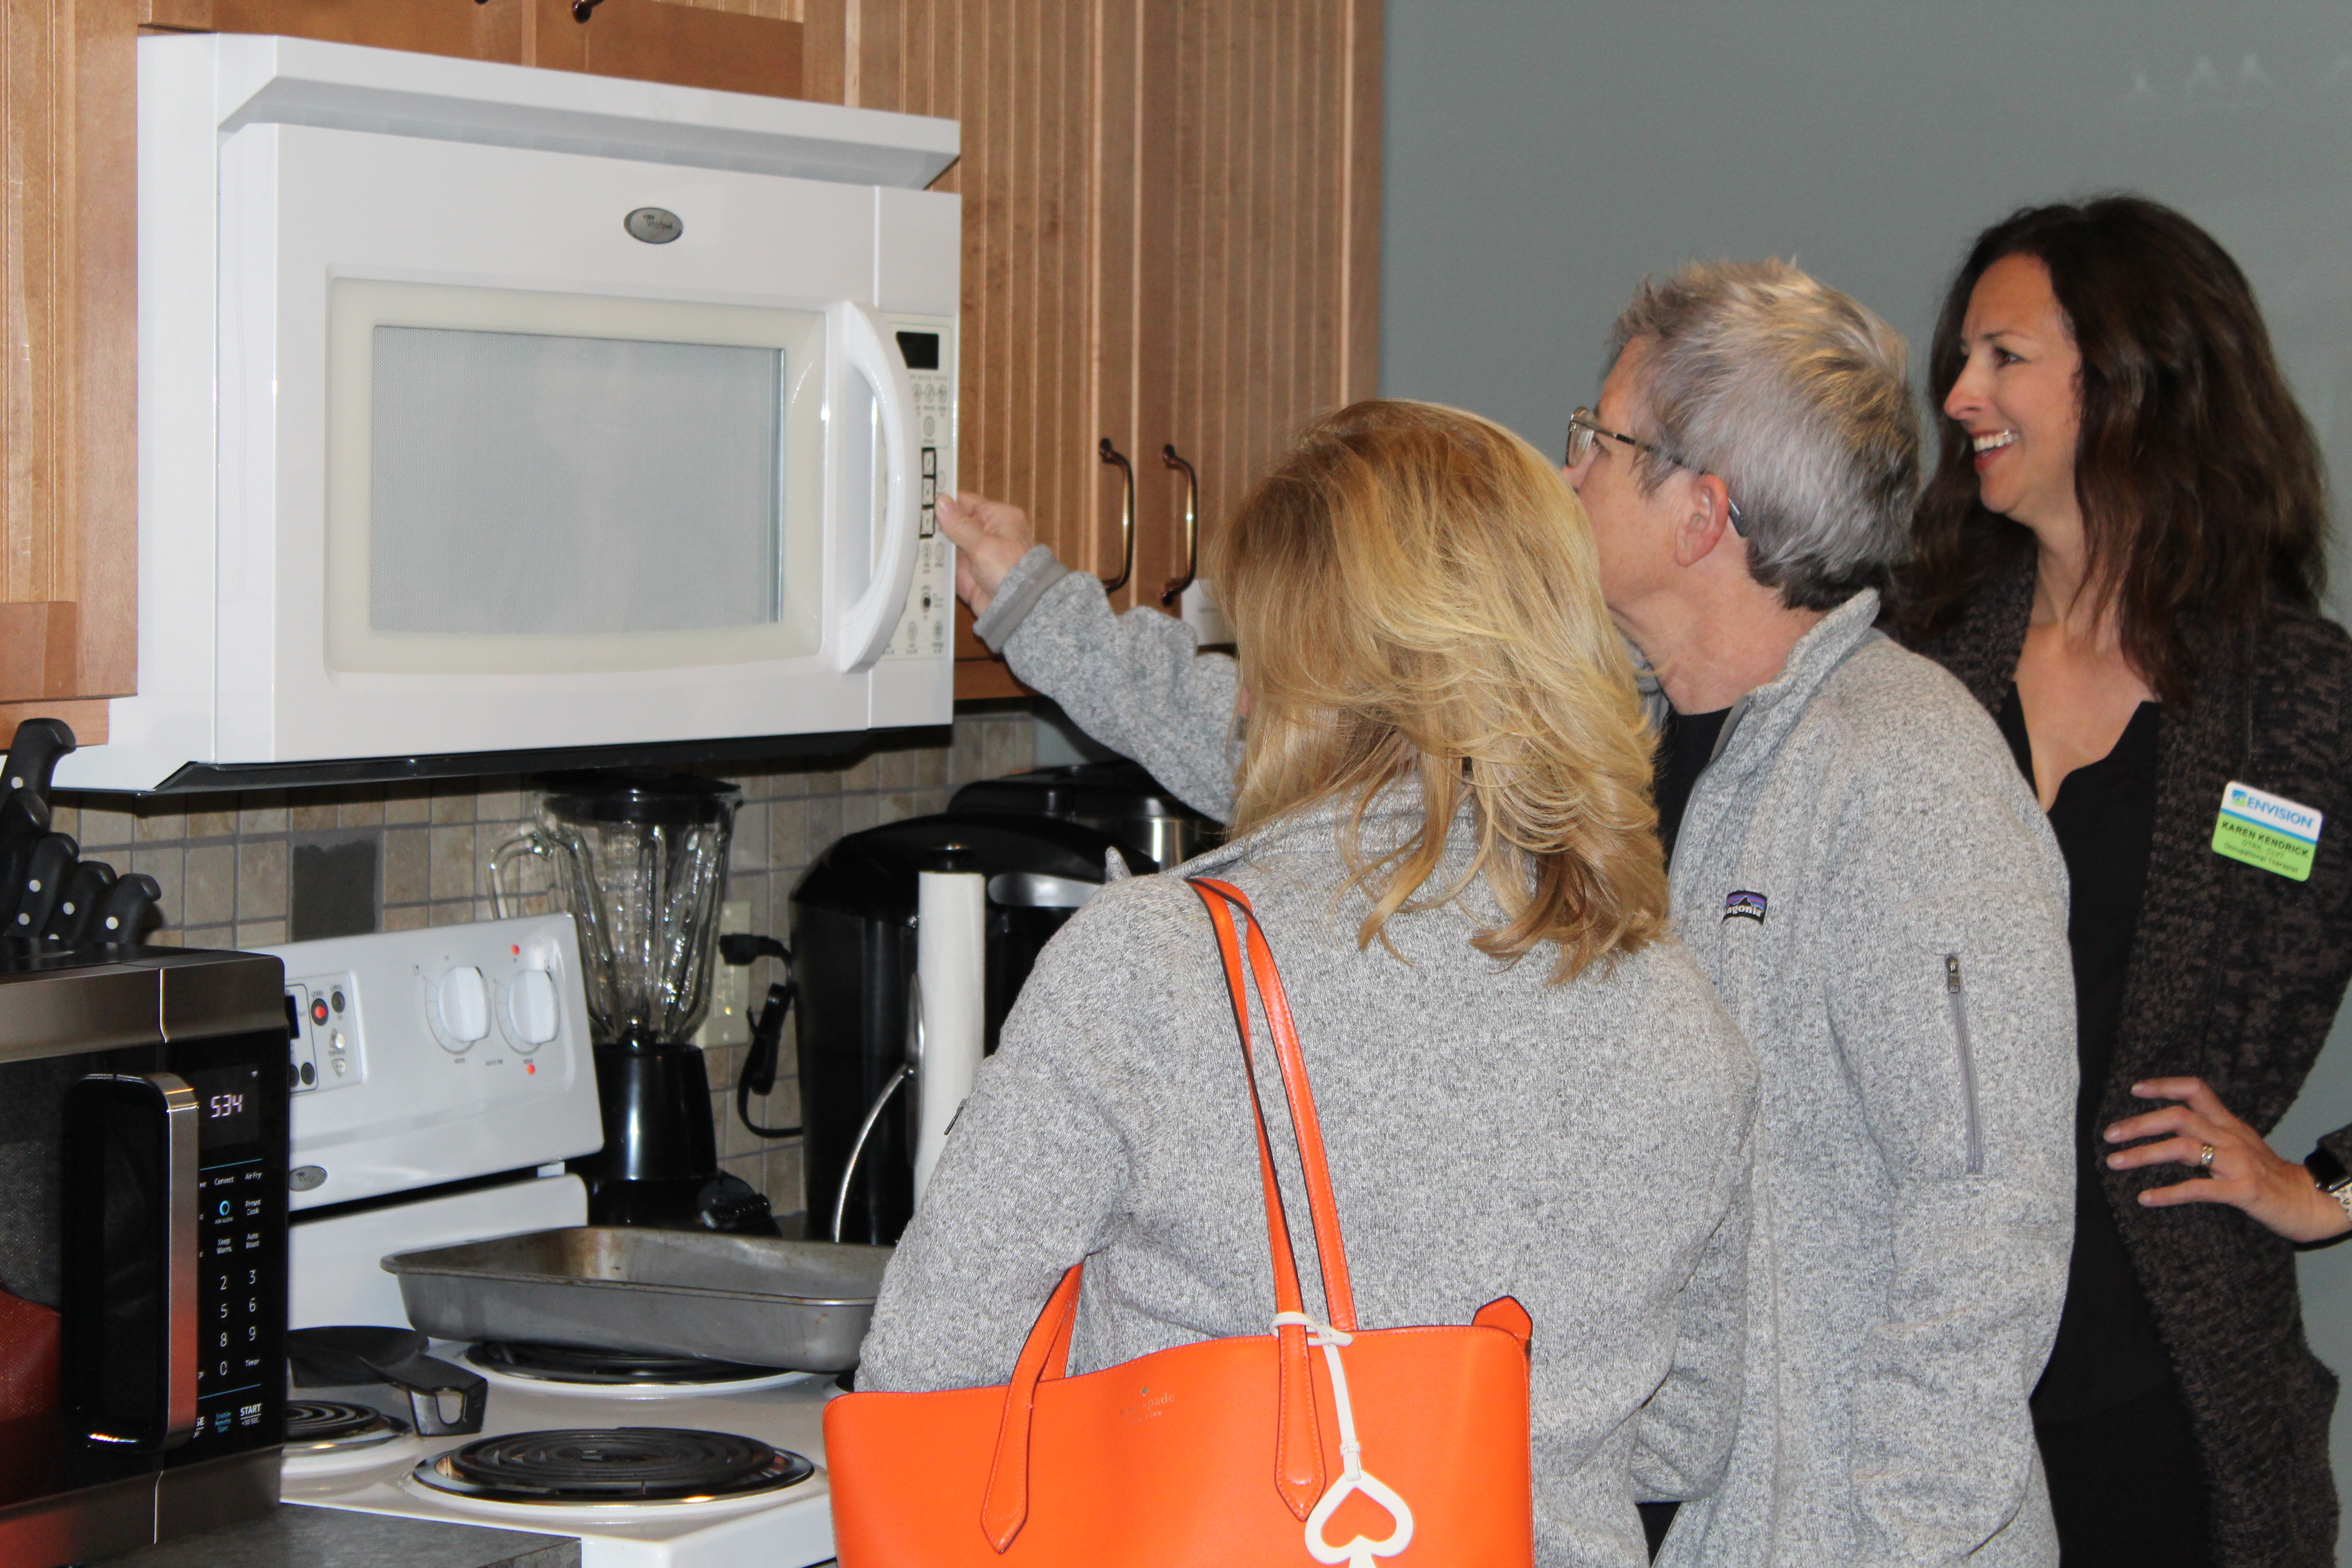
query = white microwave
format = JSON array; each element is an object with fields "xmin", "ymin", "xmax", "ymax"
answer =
[{"xmin": 62, "ymin": 35, "xmax": 960, "ymax": 792}]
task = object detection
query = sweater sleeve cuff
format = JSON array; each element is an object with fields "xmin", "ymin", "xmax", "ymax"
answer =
[{"xmin": 973, "ymin": 546, "xmax": 1072, "ymax": 653}]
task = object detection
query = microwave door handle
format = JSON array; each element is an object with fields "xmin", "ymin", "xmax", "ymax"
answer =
[
  {"xmin": 63, "ymin": 1071, "xmax": 199, "ymax": 1450},
  {"xmin": 153, "ymin": 1073, "xmax": 199, "ymax": 1448},
  {"xmin": 835, "ymin": 302, "xmax": 920, "ymax": 673}
]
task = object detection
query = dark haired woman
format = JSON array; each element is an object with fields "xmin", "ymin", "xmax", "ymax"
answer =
[{"xmin": 1899, "ymin": 195, "xmax": 2352, "ymax": 1568}]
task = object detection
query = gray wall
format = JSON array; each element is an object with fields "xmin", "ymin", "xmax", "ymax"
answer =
[{"xmin": 1379, "ymin": 0, "xmax": 2352, "ymax": 1551}]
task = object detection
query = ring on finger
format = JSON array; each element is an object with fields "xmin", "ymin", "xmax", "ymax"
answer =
[{"xmin": 2200, "ymin": 1142, "xmax": 2217, "ymax": 1171}]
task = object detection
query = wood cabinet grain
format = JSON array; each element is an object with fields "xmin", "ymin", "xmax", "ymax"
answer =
[
  {"xmin": 840, "ymin": 0, "xmax": 1378, "ymax": 704},
  {"xmin": 137, "ymin": 0, "xmax": 807, "ymax": 97},
  {"xmin": 0, "ymin": 0, "xmax": 137, "ymax": 738}
]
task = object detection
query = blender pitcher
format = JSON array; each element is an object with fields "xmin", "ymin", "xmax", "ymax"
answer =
[
  {"xmin": 491, "ymin": 771, "xmax": 775, "ymax": 1234},
  {"xmin": 492, "ymin": 772, "xmax": 739, "ymax": 1046}
]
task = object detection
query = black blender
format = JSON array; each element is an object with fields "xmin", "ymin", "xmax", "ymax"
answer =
[{"xmin": 493, "ymin": 772, "xmax": 777, "ymax": 1235}]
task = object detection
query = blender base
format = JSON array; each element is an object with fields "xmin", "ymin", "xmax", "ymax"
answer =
[
  {"xmin": 573, "ymin": 1170, "xmax": 784, "ymax": 1235},
  {"xmin": 572, "ymin": 1040, "xmax": 783, "ymax": 1236}
]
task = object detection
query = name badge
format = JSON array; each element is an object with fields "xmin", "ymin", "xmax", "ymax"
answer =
[{"xmin": 2212, "ymin": 780, "xmax": 2322, "ymax": 882}]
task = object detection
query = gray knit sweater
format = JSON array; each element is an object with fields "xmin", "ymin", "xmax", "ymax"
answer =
[
  {"xmin": 960, "ymin": 553, "xmax": 2079, "ymax": 1568},
  {"xmin": 859, "ymin": 799, "xmax": 1760, "ymax": 1568}
]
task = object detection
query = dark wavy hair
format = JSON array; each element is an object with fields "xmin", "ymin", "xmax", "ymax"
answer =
[{"xmin": 1897, "ymin": 195, "xmax": 2326, "ymax": 701}]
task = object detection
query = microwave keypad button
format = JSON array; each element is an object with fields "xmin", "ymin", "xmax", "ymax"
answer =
[{"xmin": 921, "ymin": 448, "xmax": 937, "ymax": 478}]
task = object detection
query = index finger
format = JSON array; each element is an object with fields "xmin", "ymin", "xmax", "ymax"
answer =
[{"xmin": 2132, "ymin": 1076, "xmax": 2243, "ymax": 1132}]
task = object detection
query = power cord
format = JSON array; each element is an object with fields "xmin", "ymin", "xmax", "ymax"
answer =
[{"xmin": 722, "ymin": 934, "xmax": 803, "ymax": 1139}]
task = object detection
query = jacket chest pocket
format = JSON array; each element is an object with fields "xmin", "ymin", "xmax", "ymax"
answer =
[{"xmin": 1944, "ymin": 953, "xmax": 1984, "ymax": 1176}]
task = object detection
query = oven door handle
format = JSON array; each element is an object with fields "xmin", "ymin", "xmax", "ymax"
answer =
[{"xmin": 63, "ymin": 1070, "xmax": 199, "ymax": 1450}]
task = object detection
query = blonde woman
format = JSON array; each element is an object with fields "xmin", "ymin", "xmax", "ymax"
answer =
[{"xmin": 856, "ymin": 401, "xmax": 1758, "ymax": 1567}]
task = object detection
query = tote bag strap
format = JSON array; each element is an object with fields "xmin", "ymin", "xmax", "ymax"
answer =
[
  {"xmin": 978, "ymin": 876, "xmax": 1346, "ymax": 1548},
  {"xmin": 1188, "ymin": 877, "xmax": 1360, "ymax": 1329}
]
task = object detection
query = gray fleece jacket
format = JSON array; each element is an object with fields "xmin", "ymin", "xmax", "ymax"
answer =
[
  {"xmin": 860, "ymin": 797, "xmax": 1760, "ymax": 1568},
  {"xmin": 966, "ymin": 551, "xmax": 2078, "ymax": 1568}
]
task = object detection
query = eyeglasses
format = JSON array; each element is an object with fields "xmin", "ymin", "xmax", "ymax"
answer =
[{"xmin": 1563, "ymin": 407, "xmax": 1746, "ymax": 535}]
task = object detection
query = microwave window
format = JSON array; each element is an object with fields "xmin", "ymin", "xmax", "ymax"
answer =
[{"xmin": 369, "ymin": 328, "xmax": 784, "ymax": 635}]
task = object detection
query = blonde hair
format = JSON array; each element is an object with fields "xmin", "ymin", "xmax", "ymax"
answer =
[{"xmin": 1211, "ymin": 399, "xmax": 1668, "ymax": 981}]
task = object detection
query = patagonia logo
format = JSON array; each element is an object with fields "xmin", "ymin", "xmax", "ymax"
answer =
[{"xmin": 1723, "ymin": 890, "xmax": 1768, "ymax": 923}]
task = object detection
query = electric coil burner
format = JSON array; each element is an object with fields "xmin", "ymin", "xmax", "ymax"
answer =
[
  {"xmin": 286, "ymin": 1400, "xmax": 412, "ymax": 1454},
  {"xmin": 467, "ymin": 1341, "xmax": 791, "ymax": 1387},
  {"xmin": 412, "ymin": 1428, "xmax": 815, "ymax": 1505}
]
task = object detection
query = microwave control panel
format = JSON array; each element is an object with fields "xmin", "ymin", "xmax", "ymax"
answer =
[{"xmin": 884, "ymin": 318, "xmax": 956, "ymax": 662}]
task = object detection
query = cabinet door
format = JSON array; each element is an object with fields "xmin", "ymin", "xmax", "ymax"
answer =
[
  {"xmin": 844, "ymin": 0, "xmax": 1377, "ymax": 701},
  {"xmin": 137, "ymin": 0, "xmax": 808, "ymax": 98},
  {"xmin": 0, "ymin": 0, "xmax": 136, "ymax": 744},
  {"xmin": 850, "ymin": 0, "xmax": 1129, "ymax": 700},
  {"xmin": 1129, "ymin": 0, "xmax": 1379, "ymax": 630}
]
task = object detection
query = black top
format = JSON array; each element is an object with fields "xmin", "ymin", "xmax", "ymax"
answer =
[
  {"xmin": 1655, "ymin": 706, "xmax": 1731, "ymax": 855},
  {"xmin": 1996, "ymin": 684, "xmax": 2174, "ymax": 1423}
]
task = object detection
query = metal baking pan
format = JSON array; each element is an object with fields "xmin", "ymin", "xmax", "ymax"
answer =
[{"xmin": 384, "ymin": 1226, "xmax": 894, "ymax": 1372}]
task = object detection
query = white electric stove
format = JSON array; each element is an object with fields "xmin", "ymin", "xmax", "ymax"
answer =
[
  {"xmin": 279, "ymin": 1342, "xmax": 839, "ymax": 1567},
  {"xmin": 271, "ymin": 917, "xmax": 839, "ymax": 1568}
]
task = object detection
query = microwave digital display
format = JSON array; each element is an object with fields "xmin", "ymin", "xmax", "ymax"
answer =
[
  {"xmin": 895, "ymin": 330, "xmax": 941, "ymax": 371},
  {"xmin": 187, "ymin": 1065, "xmax": 261, "ymax": 1148}
]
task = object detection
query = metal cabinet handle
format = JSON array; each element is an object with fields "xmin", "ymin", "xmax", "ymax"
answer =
[
  {"xmin": 1160, "ymin": 445, "xmax": 1200, "ymax": 607},
  {"xmin": 1097, "ymin": 438, "xmax": 1136, "ymax": 594}
]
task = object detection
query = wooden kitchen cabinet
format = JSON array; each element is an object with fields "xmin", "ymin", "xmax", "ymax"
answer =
[
  {"xmin": 0, "ymin": 0, "xmax": 138, "ymax": 743},
  {"xmin": 136, "ymin": 0, "xmax": 825, "ymax": 101},
  {"xmin": 840, "ymin": 0, "xmax": 1380, "ymax": 702}
]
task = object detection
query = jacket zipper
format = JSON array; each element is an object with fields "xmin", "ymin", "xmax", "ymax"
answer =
[{"xmin": 1945, "ymin": 953, "xmax": 1984, "ymax": 1175}]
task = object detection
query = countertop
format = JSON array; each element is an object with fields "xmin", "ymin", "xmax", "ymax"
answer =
[{"xmin": 88, "ymin": 1502, "xmax": 578, "ymax": 1568}]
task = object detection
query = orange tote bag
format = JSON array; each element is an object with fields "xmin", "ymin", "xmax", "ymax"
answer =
[{"xmin": 824, "ymin": 876, "xmax": 1537, "ymax": 1568}]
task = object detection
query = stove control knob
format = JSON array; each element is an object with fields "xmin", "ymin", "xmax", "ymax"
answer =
[
  {"xmin": 507, "ymin": 969, "xmax": 559, "ymax": 1049},
  {"xmin": 439, "ymin": 966, "xmax": 490, "ymax": 1044}
]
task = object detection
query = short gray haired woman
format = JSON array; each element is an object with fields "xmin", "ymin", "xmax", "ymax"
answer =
[
  {"xmin": 1602, "ymin": 258, "xmax": 1916, "ymax": 612},
  {"xmin": 858, "ymin": 400, "xmax": 1759, "ymax": 1567}
]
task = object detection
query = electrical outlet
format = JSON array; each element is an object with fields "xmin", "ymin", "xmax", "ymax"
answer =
[{"xmin": 695, "ymin": 897, "xmax": 755, "ymax": 1048}]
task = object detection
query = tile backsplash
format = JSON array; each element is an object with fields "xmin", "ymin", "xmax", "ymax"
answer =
[{"xmin": 50, "ymin": 708, "xmax": 1041, "ymax": 1226}]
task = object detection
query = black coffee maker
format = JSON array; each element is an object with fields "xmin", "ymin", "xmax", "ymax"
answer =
[
  {"xmin": 950, "ymin": 759, "xmax": 1215, "ymax": 870},
  {"xmin": 493, "ymin": 772, "xmax": 776, "ymax": 1235},
  {"xmin": 790, "ymin": 813, "xmax": 1151, "ymax": 1245}
]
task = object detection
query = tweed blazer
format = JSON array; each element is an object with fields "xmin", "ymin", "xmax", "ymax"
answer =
[{"xmin": 1909, "ymin": 553, "xmax": 2352, "ymax": 1568}]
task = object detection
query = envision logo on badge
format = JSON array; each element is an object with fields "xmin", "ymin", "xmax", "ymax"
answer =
[{"xmin": 624, "ymin": 206, "xmax": 684, "ymax": 244}]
